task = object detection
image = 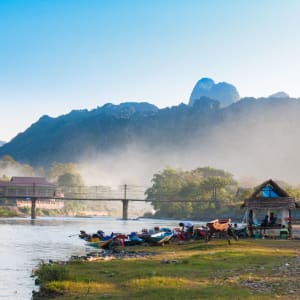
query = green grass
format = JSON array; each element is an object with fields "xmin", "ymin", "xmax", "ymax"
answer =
[
  {"xmin": 0, "ymin": 206, "xmax": 18, "ymax": 217},
  {"xmin": 33, "ymin": 239, "xmax": 300, "ymax": 300}
]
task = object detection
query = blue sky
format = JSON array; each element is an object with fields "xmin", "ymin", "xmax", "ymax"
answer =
[{"xmin": 1, "ymin": 0, "xmax": 300, "ymax": 141}]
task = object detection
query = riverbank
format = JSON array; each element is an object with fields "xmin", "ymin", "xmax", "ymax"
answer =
[
  {"xmin": 33, "ymin": 239, "xmax": 300, "ymax": 299},
  {"xmin": 0, "ymin": 205, "xmax": 113, "ymax": 218}
]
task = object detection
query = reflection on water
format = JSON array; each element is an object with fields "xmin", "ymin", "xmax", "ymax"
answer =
[{"xmin": 0, "ymin": 217, "xmax": 180, "ymax": 300}]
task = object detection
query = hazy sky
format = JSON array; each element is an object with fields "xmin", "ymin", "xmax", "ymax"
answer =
[{"xmin": 1, "ymin": 0, "xmax": 300, "ymax": 142}]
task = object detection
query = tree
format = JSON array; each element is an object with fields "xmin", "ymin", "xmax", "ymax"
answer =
[
  {"xmin": 145, "ymin": 166, "xmax": 239, "ymax": 219},
  {"xmin": 48, "ymin": 163, "xmax": 79, "ymax": 182},
  {"xmin": 57, "ymin": 172, "xmax": 84, "ymax": 187},
  {"xmin": 0, "ymin": 155, "xmax": 35, "ymax": 177},
  {"xmin": 145, "ymin": 168, "xmax": 189, "ymax": 218}
]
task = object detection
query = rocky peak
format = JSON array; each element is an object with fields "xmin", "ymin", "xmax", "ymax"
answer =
[{"xmin": 189, "ymin": 77, "xmax": 240, "ymax": 107}]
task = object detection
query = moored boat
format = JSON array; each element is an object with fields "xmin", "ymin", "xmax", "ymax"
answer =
[
  {"xmin": 79, "ymin": 230, "xmax": 116, "ymax": 249},
  {"xmin": 120, "ymin": 232, "xmax": 144, "ymax": 246},
  {"xmin": 147, "ymin": 231, "xmax": 173, "ymax": 245},
  {"xmin": 86, "ymin": 237, "xmax": 115, "ymax": 249}
]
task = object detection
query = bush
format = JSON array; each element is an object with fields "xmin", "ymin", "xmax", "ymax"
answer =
[{"xmin": 34, "ymin": 262, "xmax": 70, "ymax": 285}]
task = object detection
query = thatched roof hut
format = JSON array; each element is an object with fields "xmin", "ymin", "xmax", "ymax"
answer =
[
  {"xmin": 241, "ymin": 179, "xmax": 298, "ymax": 237},
  {"xmin": 242, "ymin": 179, "xmax": 297, "ymax": 210}
]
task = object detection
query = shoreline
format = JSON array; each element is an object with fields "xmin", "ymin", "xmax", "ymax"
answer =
[{"xmin": 32, "ymin": 239, "xmax": 300, "ymax": 299}]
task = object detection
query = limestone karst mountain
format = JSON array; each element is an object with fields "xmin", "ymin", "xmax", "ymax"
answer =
[
  {"xmin": 189, "ymin": 77, "xmax": 240, "ymax": 107},
  {"xmin": 1, "ymin": 80, "xmax": 300, "ymax": 183}
]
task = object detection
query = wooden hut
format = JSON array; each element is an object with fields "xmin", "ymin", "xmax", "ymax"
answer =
[{"xmin": 241, "ymin": 179, "xmax": 298, "ymax": 238}]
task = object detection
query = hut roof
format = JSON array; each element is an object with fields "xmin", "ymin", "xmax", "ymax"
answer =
[
  {"xmin": 241, "ymin": 179, "xmax": 297, "ymax": 209},
  {"xmin": 250, "ymin": 179, "xmax": 289, "ymax": 198}
]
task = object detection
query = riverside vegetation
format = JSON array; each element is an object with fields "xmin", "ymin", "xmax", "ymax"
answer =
[
  {"xmin": 33, "ymin": 239, "xmax": 300, "ymax": 300},
  {"xmin": 1, "ymin": 155, "xmax": 300, "ymax": 219}
]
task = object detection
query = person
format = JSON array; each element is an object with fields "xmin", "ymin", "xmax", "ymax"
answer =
[
  {"xmin": 279, "ymin": 225, "xmax": 289, "ymax": 239},
  {"xmin": 179, "ymin": 221, "xmax": 194, "ymax": 239},
  {"xmin": 97, "ymin": 230, "xmax": 105, "ymax": 239},
  {"xmin": 269, "ymin": 212, "xmax": 277, "ymax": 226},
  {"xmin": 261, "ymin": 215, "xmax": 269, "ymax": 227}
]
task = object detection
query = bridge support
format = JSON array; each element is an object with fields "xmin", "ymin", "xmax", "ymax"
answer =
[
  {"xmin": 31, "ymin": 197, "xmax": 37, "ymax": 220},
  {"xmin": 122, "ymin": 199, "xmax": 129, "ymax": 220}
]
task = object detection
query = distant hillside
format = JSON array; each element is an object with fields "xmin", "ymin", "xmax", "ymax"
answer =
[
  {"xmin": 0, "ymin": 141, "xmax": 5, "ymax": 147},
  {"xmin": 1, "ymin": 95, "xmax": 300, "ymax": 184}
]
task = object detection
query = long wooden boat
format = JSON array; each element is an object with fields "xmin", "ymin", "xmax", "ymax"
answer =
[
  {"xmin": 86, "ymin": 237, "xmax": 114, "ymax": 249},
  {"xmin": 148, "ymin": 231, "xmax": 173, "ymax": 245},
  {"xmin": 206, "ymin": 218, "xmax": 231, "ymax": 232}
]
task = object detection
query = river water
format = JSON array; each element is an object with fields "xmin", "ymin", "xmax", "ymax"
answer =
[{"xmin": 0, "ymin": 216, "xmax": 183, "ymax": 300}]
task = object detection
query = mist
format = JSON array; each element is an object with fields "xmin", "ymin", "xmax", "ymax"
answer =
[{"xmin": 76, "ymin": 97, "xmax": 300, "ymax": 189}]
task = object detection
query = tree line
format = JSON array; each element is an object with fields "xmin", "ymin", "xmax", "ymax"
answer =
[{"xmin": 1, "ymin": 155, "xmax": 300, "ymax": 219}]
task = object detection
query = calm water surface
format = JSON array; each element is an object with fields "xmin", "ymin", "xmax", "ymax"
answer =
[{"xmin": 0, "ymin": 217, "xmax": 183, "ymax": 300}]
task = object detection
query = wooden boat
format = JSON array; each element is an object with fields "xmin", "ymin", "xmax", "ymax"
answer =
[
  {"xmin": 206, "ymin": 218, "xmax": 231, "ymax": 231},
  {"xmin": 79, "ymin": 230, "xmax": 116, "ymax": 249},
  {"xmin": 86, "ymin": 237, "xmax": 115, "ymax": 249},
  {"xmin": 205, "ymin": 218, "xmax": 238, "ymax": 244},
  {"xmin": 123, "ymin": 233, "xmax": 144, "ymax": 246},
  {"xmin": 148, "ymin": 231, "xmax": 173, "ymax": 245}
]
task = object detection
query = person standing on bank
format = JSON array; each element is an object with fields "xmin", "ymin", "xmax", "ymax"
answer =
[{"xmin": 179, "ymin": 221, "xmax": 194, "ymax": 239}]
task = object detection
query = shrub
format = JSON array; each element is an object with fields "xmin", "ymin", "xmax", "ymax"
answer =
[{"xmin": 34, "ymin": 262, "xmax": 70, "ymax": 285}]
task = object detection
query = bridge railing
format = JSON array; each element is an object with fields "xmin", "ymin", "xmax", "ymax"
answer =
[
  {"xmin": 0, "ymin": 185, "xmax": 148, "ymax": 201},
  {"xmin": 0, "ymin": 186, "xmax": 57, "ymax": 198}
]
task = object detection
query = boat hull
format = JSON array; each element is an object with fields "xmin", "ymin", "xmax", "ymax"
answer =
[{"xmin": 86, "ymin": 238, "xmax": 114, "ymax": 249}]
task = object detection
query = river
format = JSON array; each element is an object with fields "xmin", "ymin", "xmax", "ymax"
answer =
[{"xmin": 0, "ymin": 216, "xmax": 183, "ymax": 300}]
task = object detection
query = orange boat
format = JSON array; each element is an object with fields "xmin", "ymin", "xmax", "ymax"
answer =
[{"xmin": 206, "ymin": 218, "xmax": 231, "ymax": 232}]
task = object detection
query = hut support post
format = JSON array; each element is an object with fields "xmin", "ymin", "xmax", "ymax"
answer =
[
  {"xmin": 31, "ymin": 197, "xmax": 37, "ymax": 220},
  {"xmin": 31, "ymin": 183, "xmax": 37, "ymax": 220},
  {"xmin": 288, "ymin": 209, "xmax": 292, "ymax": 237}
]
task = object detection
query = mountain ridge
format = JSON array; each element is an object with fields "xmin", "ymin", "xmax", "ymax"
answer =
[
  {"xmin": 0, "ymin": 96, "xmax": 299, "ymax": 168},
  {"xmin": 1, "ymin": 76, "xmax": 300, "ymax": 184}
]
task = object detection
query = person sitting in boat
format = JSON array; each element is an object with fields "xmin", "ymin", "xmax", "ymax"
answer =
[
  {"xmin": 97, "ymin": 230, "xmax": 105, "ymax": 239},
  {"xmin": 269, "ymin": 212, "xmax": 277, "ymax": 226},
  {"xmin": 79, "ymin": 230, "xmax": 90, "ymax": 240},
  {"xmin": 154, "ymin": 226, "xmax": 160, "ymax": 233},
  {"xmin": 179, "ymin": 221, "xmax": 194, "ymax": 239}
]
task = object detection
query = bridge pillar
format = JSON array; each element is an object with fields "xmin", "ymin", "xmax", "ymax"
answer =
[
  {"xmin": 122, "ymin": 199, "xmax": 129, "ymax": 220},
  {"xmin": 31, "ymin": 197, "xmax": 37, "ymax": 220}
]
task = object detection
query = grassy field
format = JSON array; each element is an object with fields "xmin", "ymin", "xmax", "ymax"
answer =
[{"xmin": 33, "ymin": 239, "xmax": 300, "ymax": 300}]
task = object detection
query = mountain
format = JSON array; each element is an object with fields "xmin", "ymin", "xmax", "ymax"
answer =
[
  {"xmin": 189, "ymin": 77, "xmax": 240, "ymax": 107},
  {"xmin": 1, "ymin": 88, "xmax": 300, "ymax": 184},
  {"xmin": 0, "ymin": 102, "xmax": 160, "ymax": 166},
  {"xmin": 0, "ymin": 141, "xmax": 5, "ymax": 147}
]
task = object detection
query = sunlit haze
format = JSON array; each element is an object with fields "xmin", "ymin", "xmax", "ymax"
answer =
[{"xmin": 1, "ymin": 0, "xmax": 300, "ymax": 141}]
